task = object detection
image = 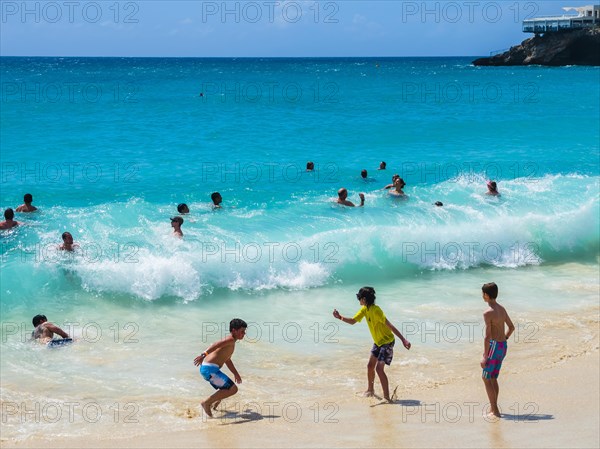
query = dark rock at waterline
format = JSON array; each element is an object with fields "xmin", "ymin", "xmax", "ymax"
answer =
[{"xmin": 473, "ymin": 28, "xmax": 600, "ymax": 66}]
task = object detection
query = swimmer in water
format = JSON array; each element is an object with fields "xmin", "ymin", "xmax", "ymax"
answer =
[
  {"xmin": 486, "ymin": 181, "xmax": 500, "ymax": 196},
  {"xmin": 0, "ymin": 208, "xmax": 21, "ymax": 230},
  {"xmin": 211, "ymin": 192, "xmax": 223, "ymax": 209},
  {"xmin": 16, "ymin": 193, "xmax": 37, "ymax": 212},
  {"xmin": 31, "ymin": 314, "xmax": 70, "ymax": 344},
  {"xmin": 383, "ymin": 174, "xmax": 400, "ymax": 190},
  {"xmin": 388, "ymin": 178, "xmax": 406, "ymax": 197},
  {"xmin": 59, "ymin": 232, "xmax": 79, "ymax": 251},
  {"xmin": 171, "ymin": 216, "xmax": 184, "ymax": 238},
  {"xmin": 337, "ymin": 188, "xmax": 365, "ymax": 207}
]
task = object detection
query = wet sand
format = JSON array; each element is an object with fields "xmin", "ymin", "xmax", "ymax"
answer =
[{"xmin": 3, "ymin": 308, "xmax": 598, "ymax": 449}]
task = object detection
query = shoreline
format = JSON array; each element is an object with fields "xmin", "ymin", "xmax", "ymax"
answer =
[{"xmin": 3, "ymin": 317, "xmax": 598, "ymax": 449}]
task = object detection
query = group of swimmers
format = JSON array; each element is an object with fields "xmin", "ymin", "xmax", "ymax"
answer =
[
  {"xmin": 1, "ymin": 163, "xmax": 501, "ymax": 239},
  {"xmin": 0, "ymin": 191, "xmax": 224, "ymax": 242},
  {"xmin": 321, "ymin": 160, "xmax": 501, "ymax": 208},
  {"xmin": 14, "ymin": 165, "xmax": 510, "ymax": 420},
  {"xmin": 170, "ymin": 192, "xmax": 223, "ymax": 238},
  {"xmin": 0, "ymin": 193, "xmax": 36, "ymax": 230}
]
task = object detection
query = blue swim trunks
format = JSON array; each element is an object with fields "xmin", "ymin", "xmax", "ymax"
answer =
[
  {"xmin": 371, "ymin": 340, "xmax": 395, "ymax": 366},
  {"xmin": 482, "ymin": 340, "xmax": 507, "ymax": 379},
  {"xmin": 200, "ymin": 363, "xmax": 235, "ymax": 390},
  {"xmin": 47, "ymin": 338, "xmax": 73, "ymax": 348}
]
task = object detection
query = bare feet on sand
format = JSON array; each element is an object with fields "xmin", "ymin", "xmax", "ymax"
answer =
[
  {"xmin": 363, "ymin": 390, "xmax": 375, "ymax": 397},
  {"xmin": 201, "ymin": 401, "xmax": 213, "ymax": 418}
]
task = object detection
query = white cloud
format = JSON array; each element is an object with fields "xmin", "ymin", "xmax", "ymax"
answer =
[{"xmin": 353, "ymin": 14, "xmax": 367, "ymax": 25}]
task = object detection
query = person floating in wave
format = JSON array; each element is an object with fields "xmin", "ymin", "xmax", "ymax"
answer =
[
  {"xmin": 31, "ymin": 314, "xmax": 72, "ymax": 346},
  {"xmin": 480, "ymin": 282, "xmax": 515, "ymax": 418},
  {"xmin": 177, "ymin": 203, "xmax": 190, "ymax": 214},
  {"xmin": 59, "ymin": 232, "xmax": 79, "ymax": 251},
  {"xmin": 361, "ymin": 169, "xmax": 368, "ymax": 180},
  {"xmin": 434, "ymin": 201, "xmax": 444, "ymax": 207},
  {"xmin": 333, "ymin": 287, "xmax": 411, "ymax": 402},
  {"xmin": 388, "ymin": 177, "xmax": 407, "ymax": 197},
  {"xmin": 306, "ymin": 161, "xmax": 314, "ymax": 172},
  {"xmin": 378, "ymin": 161, "xmax": 387, "ymax": 170},
  {"xmin": 193, "ymin": 318, "xmax": 247, "ymax": 418},
  {"xmin": 16, "ymin": 193, "xmax": 37, "ymax": 212},
  {"xmin": 383, "ymin": 174, "xmax": 400, "ymax": 190},
  {"xmin": 337, "ymin": 188, "xmax": 365, "ymax": 207},
  {"xmin": 486, "ymin": 180, "xmax": 500, "ymax": 196},
  {"xmin": 171, "ymin": 216, "xmax": 184, "ymax": 238},
  {"xmin": 0, "ymin": 208, "xmax": 21, "ymax": 230},
  {"xmin": 211, "ymin": 192, "xmax": 223, "ymax": 209}
]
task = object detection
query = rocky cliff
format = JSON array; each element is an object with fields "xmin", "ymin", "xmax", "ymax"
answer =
[{"xmin": 473, "ymin": 27, "xmax": 600, "ymax": 66}]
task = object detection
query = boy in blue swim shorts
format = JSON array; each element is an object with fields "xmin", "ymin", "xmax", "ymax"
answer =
[
  {"xmin": 193, "ymin": 318, "xmax": 247, "ymax": 417},
  {"xmin": 481, "ymin": 282, "xmax": 515, "ymax": 418},
  {"xmin": 333, "ymin": 287, "xmax": 411, "ymax": 402}
]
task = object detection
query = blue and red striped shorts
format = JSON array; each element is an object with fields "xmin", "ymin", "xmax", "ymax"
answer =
[{"xmin": 482, "ymin": 340, "xmax": 507, "ymax": 379}]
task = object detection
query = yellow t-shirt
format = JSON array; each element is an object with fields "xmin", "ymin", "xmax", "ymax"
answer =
[{"xmin": 353, "ymin": 305, "xmax": 395, "ymax": 347}]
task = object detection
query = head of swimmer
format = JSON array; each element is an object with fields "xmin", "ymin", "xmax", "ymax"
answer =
[
  {"xmin": 32, "ymin": 314, "xmax": 47, "ymax": 327},
  {"xmin": 211, "ymin": 192, "xmax": 222, "ymax": 206}
]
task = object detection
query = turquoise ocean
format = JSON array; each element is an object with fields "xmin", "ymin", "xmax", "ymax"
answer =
[{"xmin": 1, "ymin": 57, "xmax": 598, "ymax": 439}]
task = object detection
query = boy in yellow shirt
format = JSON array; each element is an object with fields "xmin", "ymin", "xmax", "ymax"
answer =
[{"xmin": 333, "ymin": 286, "xmax": 411, "ymax": 402}]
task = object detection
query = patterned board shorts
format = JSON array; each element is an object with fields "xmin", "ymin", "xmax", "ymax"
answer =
[
  {"xmin": 371, "ymin": 340, "xmax": 395, "ymax": 365},
  {"xmin": 482, "ymin": 340, "xmax": 508, "ymax": 379},
  {"xmin": 200, "ymin": 363, "xmax": 235, "ymax": 390}
]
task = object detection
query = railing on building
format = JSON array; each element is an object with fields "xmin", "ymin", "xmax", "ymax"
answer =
[{"xmin": 523, "ymin": 8, "xmax": 599, "ymax": 33}]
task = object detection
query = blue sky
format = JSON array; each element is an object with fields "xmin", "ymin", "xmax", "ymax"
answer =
[{"xmin": 0, "ymin": 1, "xmax": 589, "ymax": 56}]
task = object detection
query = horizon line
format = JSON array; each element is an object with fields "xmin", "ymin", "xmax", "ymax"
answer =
[{"xmin": 0, "ymin": 55, "xmax": 482, "ymax": 59}]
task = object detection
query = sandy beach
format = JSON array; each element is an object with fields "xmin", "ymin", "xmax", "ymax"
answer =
[
  {"xmin": 3, "ymin": 305, "xmax": 598, "ymax": 449},
  {"xmin": 3, "ymin": 3, "xmax": 599, "ymax": 448}
]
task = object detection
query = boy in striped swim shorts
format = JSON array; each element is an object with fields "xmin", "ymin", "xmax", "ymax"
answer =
[
  {"xmin": 193, "ymin": 318, "xmax": 247, "ymax": 418},
  {"xmin": 481, "ymin": 282, "xmax": 515, "ymax": 418}
]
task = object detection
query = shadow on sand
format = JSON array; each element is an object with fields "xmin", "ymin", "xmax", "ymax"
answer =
[
  {"xmin": 216, "ymin": 408, "xmax": 281, "ymax": 425},
  {"xmin": 499, "ymin": 412, "xmax": 554, "ymax": 422},
  {"xmin": 370, "ymin": 399, "xmax": 422, "ymax": 408}
]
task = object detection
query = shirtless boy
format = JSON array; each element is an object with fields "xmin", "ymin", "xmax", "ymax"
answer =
[
  {"xmin": 193, "ymin": 318, "xmax": 247, "ymax": 417},
  {"xmin": 16, "ymin": 194, "xmax": 38, "ymax": 212},
  {"xmin": 0, "ymin": 208, "xmax": 21, "ymax": 230},
  {"xmin": 481, "ymin": 282, "xmax": 515, "ymax": 418},
  {"xmin": 31, "ymin": 315, "xmax": 70, "ymax": 344}
]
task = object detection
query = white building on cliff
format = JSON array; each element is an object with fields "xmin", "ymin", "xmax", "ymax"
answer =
[{"xmin": 523, "ymin": 5, "xmax": 600, "ymax": 34}]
